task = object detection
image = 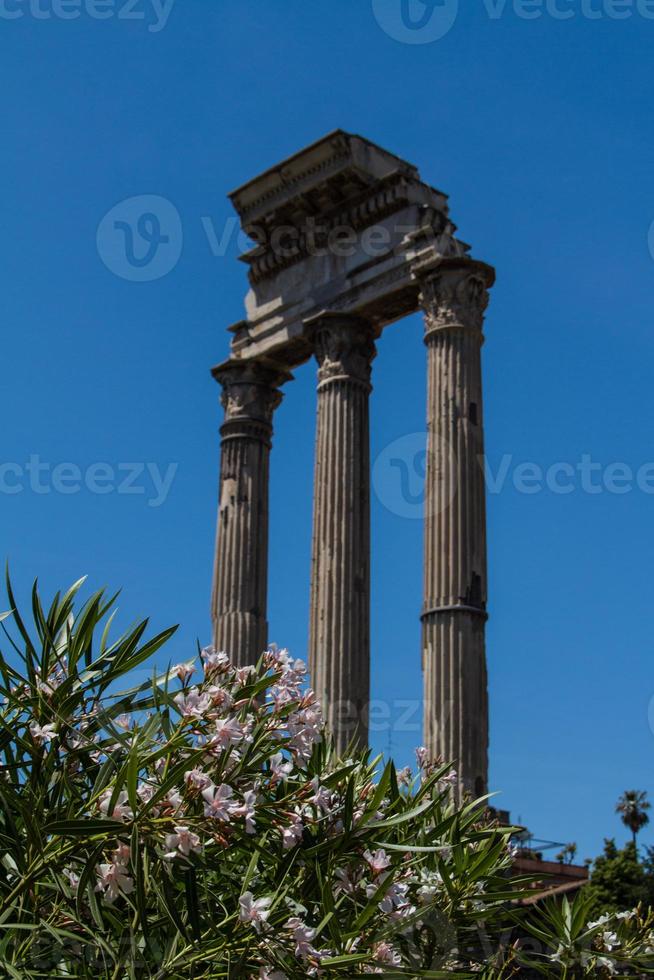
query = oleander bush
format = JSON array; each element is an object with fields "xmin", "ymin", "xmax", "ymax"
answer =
[{"xmin": 0, "ymin": 576, "xmax": 653, "ymax": 978}]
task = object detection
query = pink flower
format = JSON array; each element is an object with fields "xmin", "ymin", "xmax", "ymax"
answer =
[
  {"xmin": 201, "ymin": 647, "xmax": 230, "ymax": 676},
  {"xmin": 309, "ymin": 778, "xmax": 332, "ymax": 813},
  {"xmin": 201, "ymin": 783, "xmax": 235, "ymax": 821},
  {"xmin": 238, "ymin": 891, "xmax": 272, "ymax": 932},
  {"xmin": 207, "ymin": 685, "xmax": 233, "ymax": 710},
  {"xmin": 397, "ymin": 766, "xmax": 412, "ymax": 786},
  {"xmin": 364, "ymin": 848, "xmax": 391, "ymax": 877},
  {"xmin": 285, "ymin": 916, "xmax": 318, "ymax": 962},
  {"xmin": 281, "ymin": 812, "xmax": 304, "ymax": 849},
  {"xmin": 164, "ymin": 825, "xmax": 202, "ymax": 860},
  {"xmin": 98, "ymin": 790, "xmax": 133, "ymax": 822},
  {"xmin": 95, "ymin": 861, "xmax": 134, "ymax": 904},
  {"xmin": 184, "ymin": 768, "xmax": 212, "ymax": 791},
  {"xmin": 415, "ymin": 746, "xmax": 429, "ymax": 769},
  {"xmin": 236, "ymin": 665, "xmax": 256, "ymax": 685},
  {"xmin": 210, "ymin": 716, "xmax": 245, "ymax": 752},
  {"xmin": 334, "ymin": 867, "xmax": 357, "ymax": 896},
  {"xmin": 269, "ymin": 752, "xmax": 293, "ymax": 783},
  {"xmin": 232, "ymin": 789, "xmax": 257, "ymax": 834},
  {"xmin": 373, "ymin": 942, "xmax": 401, "ymax": 967},
  {"xmin": 174, "ymin": 688, "xmax": 210, "ymax": 719},
  {"xmin": 172, "ymin": 660, "xmax": 196, "ymax": 682}
]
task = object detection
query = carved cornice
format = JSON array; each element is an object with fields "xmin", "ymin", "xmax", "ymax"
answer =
[
  {"xmin": 307, "ymin": 315, "xmax": 377, "ymax": 390},
  {"xmin": 212, "ymin": 361, "xmax": 291, "ymax": 439},
  {"xmin": 416, "ymin": 258, "xmax": 495, "ymax": 340},
  {"xmin": 242, "ymin": 173, "xmax": 428, "ymax": 285}
]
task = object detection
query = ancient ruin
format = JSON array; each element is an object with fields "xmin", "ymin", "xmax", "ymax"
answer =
[{"xmin": 211, "ymin": 130, "xmax": 494, "ymax": 796}]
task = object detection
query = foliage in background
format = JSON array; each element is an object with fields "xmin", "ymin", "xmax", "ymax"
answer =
[
  {"xmin": 616, "ymin": 791, "xmax": 651, "ymax": 848},
  {"xmin": 587, "ymin": 840, "xmax": 651, "ymax": 917},
  {"xmin": 0, "ymin": 577, "xmax": 653, "ymax": 978}
]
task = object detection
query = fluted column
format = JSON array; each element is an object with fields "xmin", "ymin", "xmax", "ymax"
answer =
[
  {"xmin": 418, "ymin": 258, "xmax": 494, "ymax": 798},
  {"xmin": 211, "ymin": 361, "xmax": 289, "ymax": 666},
  {"xmin": 308, "ymin": 314, "xmax": 376, "ymax": 754}
]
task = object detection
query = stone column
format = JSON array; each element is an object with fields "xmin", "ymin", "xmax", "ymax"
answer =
[
  {"xmin": 211, "ymin": 361, "xmax": 289, "ymax": 666},
  {"xmin": 418, "ymin": 258, "xmax": 494, "ymax": 798},
  {"xmin": 308, "ymin": 314, "xmax": 376, "ymax": 755}
]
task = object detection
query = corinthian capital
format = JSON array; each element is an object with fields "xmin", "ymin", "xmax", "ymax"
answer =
[
  {"xmin": 417, "ymin": 258, "xmax": 494, "ymax": 338},
  {"xmin": 212, "ymin": 360, "xmax": 291, "ymax": 426},
  {"xmin": 306, "ymin": 314, "xmax": 377, "ymax": 388}
]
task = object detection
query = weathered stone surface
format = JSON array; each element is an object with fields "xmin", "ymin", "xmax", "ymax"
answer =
[
  {"xmin": 307, "ymin": 314, "xmax": 377, "ymax": 754},
  {"xmin": 211, "ymin": 361, "xmax": 290, "ymax": 666},
  {"xmin": 417, "ymin": 257, "xmax": 494, "ymax": 797}
]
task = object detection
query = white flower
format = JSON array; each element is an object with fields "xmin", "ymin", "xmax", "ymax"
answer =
[
  {"xmin": 238, "ymin": 891, "xmax": 272, "ymax": 932},
  {"xmin": 364, "ymin": 848, "xmax": 391, "ymax": 877},
  {"xmin": 269, "ymin": 752, "xmax": 293, "ymax": 783},
  {"xmin": 588, "ymin": 913, "xmax": 611, "ymax": 930},
  {"xmin": 98, "ymin": 790, "xmax": 133, "ymax": 822},
  {"xmin": 95, "ymin": 861, "xmax": 134, "ymax": 904},
  {"xmin": 63, "ymin": 868, "xmax": 80, "ymax": 892},
  {"xmin": 164, "ymin": 825, "xmax": 202, "ymax": 859},
  {"xmin": 29, "ymin": 722, "xmax": 57, "ymax": 746},
  {"xmin": 202, "ymin": 783, "xmax": 235, "ymax": 821}
]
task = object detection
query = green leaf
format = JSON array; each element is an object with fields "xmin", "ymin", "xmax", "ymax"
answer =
[{"xmin": 44, "ymin": 818, "xmax": 126, "ymax": 837}]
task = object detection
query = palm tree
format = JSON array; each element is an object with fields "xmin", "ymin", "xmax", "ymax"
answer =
[{"xmin": 616, "ymin": 790, "xmax": 651, "ymax": 848}]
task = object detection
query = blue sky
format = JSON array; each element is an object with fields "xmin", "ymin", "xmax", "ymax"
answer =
[{"xmin": 1, "ymin": 0, "xmax": 653, "ymax": 860}]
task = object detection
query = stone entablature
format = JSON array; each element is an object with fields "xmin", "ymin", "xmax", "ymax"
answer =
[{"xmin": 218, "ymin": 130, "xmax": 470, "ymax": 372}]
